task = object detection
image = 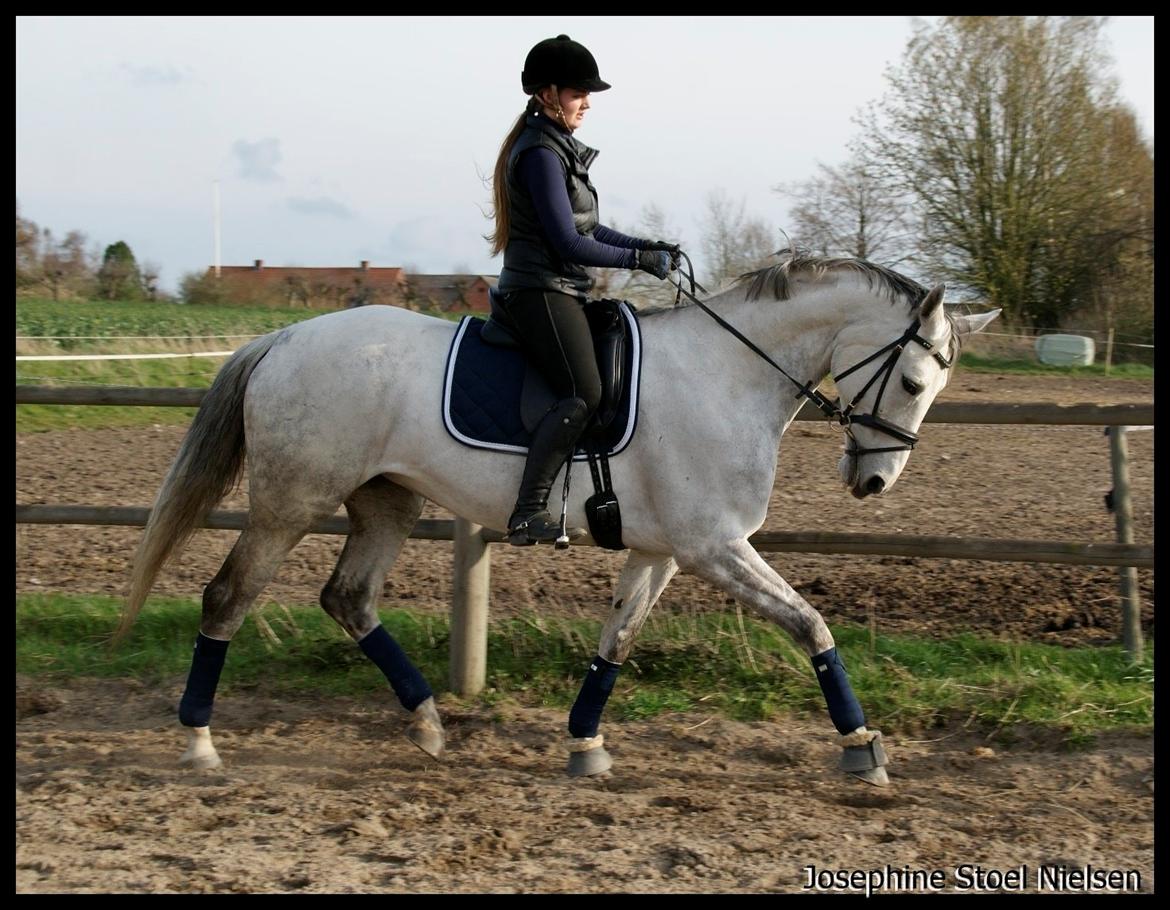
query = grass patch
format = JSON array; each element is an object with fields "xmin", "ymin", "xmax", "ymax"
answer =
[
  {"xmin": 958, "ymin": 352, "xmax": 1153, "ymax": 379},
  {"xmin": 17, "ymin": 594, "xmax": 1152, "ymax": 745},
  {"xmin": 16, "ymin": 356, "xmax": 209, "ymax": 432}
]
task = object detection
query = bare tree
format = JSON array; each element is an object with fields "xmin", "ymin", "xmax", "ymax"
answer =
[
  {"xmin": 16, "ymin": 202, "xmax": 41, "ymax": 290},
  {"xmin": 775, "ymin": 154, "xmax": 914, "ymax": 265},
  {"xmin": 40, "ymin": 228, "xmax": 96, "ymax": 301},
  {"xmin": 140, "ymin": 261, "xmax": 161, "ymax": 300},
  {"xmin": 699, "ymin": 189, "xmax": 778, "ymax": 289},
  {"xmin": 592, "ymin": 202, "xmax": 689, "ymax": 308}
]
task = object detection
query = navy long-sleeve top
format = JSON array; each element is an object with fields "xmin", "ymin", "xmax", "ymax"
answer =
[{"xmin": 516, "ymin": 145, "xmax": 644, "ymax": 270}]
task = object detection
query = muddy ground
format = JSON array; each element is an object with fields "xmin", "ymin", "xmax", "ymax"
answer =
[{"xmin": 16, "ymin": 372, "xmax": 1155, "ymax": 893}]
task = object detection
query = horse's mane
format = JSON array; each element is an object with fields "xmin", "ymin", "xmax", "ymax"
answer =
[
  {"xmin": 639, "ymin": 248, "xmax": 928, "ymax": 316},
  {"xmin": 741, "ymin": 249, "xmax": 928, "ymax": 311}
]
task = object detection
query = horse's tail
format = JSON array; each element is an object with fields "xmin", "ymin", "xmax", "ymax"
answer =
[{"xmin": 113, "ymin": 331, "xmax": 285, "ymax": 645}]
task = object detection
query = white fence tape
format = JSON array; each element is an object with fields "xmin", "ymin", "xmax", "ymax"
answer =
[{"xmin": 16, "ymin": 351, "xmax": 237, "ymax": 362}]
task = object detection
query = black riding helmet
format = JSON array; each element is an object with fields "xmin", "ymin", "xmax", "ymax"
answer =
[{"xmin": 521, "ymin": 34, "xmax": 611, "ymax": 93}]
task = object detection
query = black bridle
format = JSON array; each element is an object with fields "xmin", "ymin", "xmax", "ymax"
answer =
[{"xmin": 667, "ymin": 251, "xmax": 952, "ymax": 471}]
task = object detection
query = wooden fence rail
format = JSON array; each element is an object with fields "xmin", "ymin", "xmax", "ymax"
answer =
[
  {"xmin": 14, "ymin": 385, "xmax": 1156, "ymax": 427},
  {"xmin": 13, "ymin": 504, "xmax": 1154, "ymax": 569}
]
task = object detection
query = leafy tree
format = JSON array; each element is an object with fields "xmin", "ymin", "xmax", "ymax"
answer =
[
  {"xmin": 858, "ymin": 16, "xmax": 1152, "ymax": 334},
  {"xmin": 179, "ymin": 270, "xmax": 230, "ymax": 305},
  {"xmin": 97, "ymin": 240, "xmax": 144, "ymax": 301}
]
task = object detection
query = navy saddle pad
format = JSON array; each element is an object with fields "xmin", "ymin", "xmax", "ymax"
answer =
[{"xmin": 442, "ymin": 302, "xmax": 642, "ymax": 459}]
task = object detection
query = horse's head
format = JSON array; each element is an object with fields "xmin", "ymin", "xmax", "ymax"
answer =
[{"xmin": 829, "ymin": 284, "xmax": 999, "ymax": 498}]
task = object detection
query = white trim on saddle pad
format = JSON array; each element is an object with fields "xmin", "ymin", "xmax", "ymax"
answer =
[{"xmin": 442, "ymin": 301, "xmax": 642, "ymax": 459}]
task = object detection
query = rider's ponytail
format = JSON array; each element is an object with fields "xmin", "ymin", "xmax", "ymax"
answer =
[{"xmin": 486, "ymin": 96, "xmax": 544, "ymax": 256}]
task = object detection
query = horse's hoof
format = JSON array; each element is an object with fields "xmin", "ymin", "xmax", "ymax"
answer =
[
  {"xmin": 406, "ymin": 697, "xmax": 445, "ymax": 759},
  {"xmin": 839, "ymin": 729, "xmax": 889, "ymax": 787},
  {"xmin": 566, "ymin": 735, "xmax": 612, "ymax": 777},
  {"xmin": 406, "ymin": 723, "xmax": 445, "ymax": 759},
  {"xmin": 848, "ymin": 765, "xmax": 890, "ymax": 787},
  {"xmin": 180, "ymin": 726, "xmax": 223, "ymax": 770},
  {"xmin": 180, "ymin": 751, "xmax": 224, "ymax": 771}
]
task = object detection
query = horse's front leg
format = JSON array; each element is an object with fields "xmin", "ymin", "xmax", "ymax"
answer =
[
  {"xmin": 565, "ymin": 550, "xmax": 679, "ymax": 777},
  {"xmin": 679, "ymin": 537, "xmax": 889, "ymax": 787}
]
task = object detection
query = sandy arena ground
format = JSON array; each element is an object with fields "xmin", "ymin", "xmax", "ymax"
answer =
[{"xmin": 16, "ymin": 371, "xmax": 1154, "ymax": 893}]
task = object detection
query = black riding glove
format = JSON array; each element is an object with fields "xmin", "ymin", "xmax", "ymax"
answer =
[
  {"xmin": 642, "ymin": 240, "xmax": 682, "ymax": 270},
  {"xmin": 636, "ymin": 249, "xmax": 673, "ymax": 280}
]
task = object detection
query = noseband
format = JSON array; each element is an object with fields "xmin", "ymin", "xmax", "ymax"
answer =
[{"xmin": 669, "ymin": 253, "xmax": 952, "ymax": 474}]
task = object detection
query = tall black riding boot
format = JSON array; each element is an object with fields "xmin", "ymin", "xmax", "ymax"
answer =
[{"xmin": 508, "ymin": 397, "xmax": 590, "ymax": 545}]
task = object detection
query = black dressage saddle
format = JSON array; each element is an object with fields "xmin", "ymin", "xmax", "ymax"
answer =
[{"xmin": 480, "ymin": 287, "xmax": 629, "ymax": 438}]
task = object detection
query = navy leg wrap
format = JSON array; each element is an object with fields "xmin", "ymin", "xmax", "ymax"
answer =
[
  {"xmin": 178, "ymin": 633, "xmax": 230, "ymax": 728},
  {"xmin": 812, "ymin": 647, "xmax": 866, "ymax": 735},
  {"xmin": 568, "ymin": 655, "xmax": 622, "ymax": 739},
  {"xmin": 358, "ymin": 625, "xmax": 433, "ymax": 712}
]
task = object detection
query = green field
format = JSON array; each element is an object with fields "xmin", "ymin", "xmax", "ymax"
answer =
[
  {"xmin": 15, "ymin": 297, "xmax": 468, "ymax": 431},
  {"xmin": 16, "ymin": 594, "xmax": 1153, "ymax": 745},
  {"xmin": 16, "ymin": 297, "xmax": 329, "ymax": 346}
]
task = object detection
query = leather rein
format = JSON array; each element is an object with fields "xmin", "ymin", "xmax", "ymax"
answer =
[{"xmin": 666, "ymin": 251, "xmax": 953, "ymax": 465}]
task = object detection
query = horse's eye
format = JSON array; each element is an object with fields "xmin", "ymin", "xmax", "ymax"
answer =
[{"xmin": 902, "ymin": 376, "xmax": 923, "ymax": 396}]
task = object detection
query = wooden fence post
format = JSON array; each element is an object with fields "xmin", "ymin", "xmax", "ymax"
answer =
[
  {"xmin": 1108, "ymin": 426, "xmax": 1143, "ymax": 663},
  {"xmin": 450, "ymin": 517, "xmax": 490, "ymax": 695}
]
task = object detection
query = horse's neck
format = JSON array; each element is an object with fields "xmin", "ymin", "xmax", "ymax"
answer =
[{"xmin": 698, "ymin": 283, "xmax": 853, "ymax": 403}]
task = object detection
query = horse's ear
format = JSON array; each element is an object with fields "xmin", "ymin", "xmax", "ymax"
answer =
[
  {"xmin": 952, "ymin": 308, "xmax": 1001, "ymax": 337},
  {"xmin": 920, "ymin": 284, "xmax": 945, "ymax": 321}
]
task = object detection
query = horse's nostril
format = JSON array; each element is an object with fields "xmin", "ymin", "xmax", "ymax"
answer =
[{"xmin": 866, "ymin": 475, "xmax": 886, "ymax": 495}]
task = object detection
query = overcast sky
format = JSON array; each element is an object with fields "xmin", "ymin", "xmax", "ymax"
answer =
[{"xmin": 16, "ymin": 16, "xmax": 1154, "ymax": 294}]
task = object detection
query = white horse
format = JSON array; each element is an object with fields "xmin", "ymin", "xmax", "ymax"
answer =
[{"xmin": 118, "ymin": 251, "xmax": 997, "ymax": 787}]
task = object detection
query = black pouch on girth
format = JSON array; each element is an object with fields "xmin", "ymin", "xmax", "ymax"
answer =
[{"xmin": 585, "ymin": 444, "xmax": 624, "ymax": 551}]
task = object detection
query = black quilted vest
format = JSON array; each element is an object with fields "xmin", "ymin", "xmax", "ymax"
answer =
[{"xmin": 497, "ymin": 112, "xmax": 601, "ymax": 298}]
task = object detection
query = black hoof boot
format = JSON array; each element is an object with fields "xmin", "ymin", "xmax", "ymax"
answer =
[{"xmin": 839, "ymin": 730, "xmax": 890, "ymax": 787}]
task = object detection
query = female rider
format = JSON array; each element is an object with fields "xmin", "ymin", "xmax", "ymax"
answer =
[{"xmin": 488, "ymin": 34, "xmax": 678, "ymax": 545}]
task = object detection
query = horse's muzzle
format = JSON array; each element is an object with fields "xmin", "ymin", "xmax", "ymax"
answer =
[{"xmin": 851, "ymin": 475, "xmax": 886, "ymax": 499}]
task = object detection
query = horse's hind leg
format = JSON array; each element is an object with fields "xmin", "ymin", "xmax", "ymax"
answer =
[
  {"xmin": 318, "ymin": 476, "xmax": 444, "ymax": 758},
  {"xmin": 679, "ymin": 537, "xmax": 889, "ymax": 786},
  {"xmin": 566, "ymin": 550, "xmax": 679, "ymax": 777},
  {"xmin": 179, "ymin": 517, "xmax": 318, "ymax": 770}
]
